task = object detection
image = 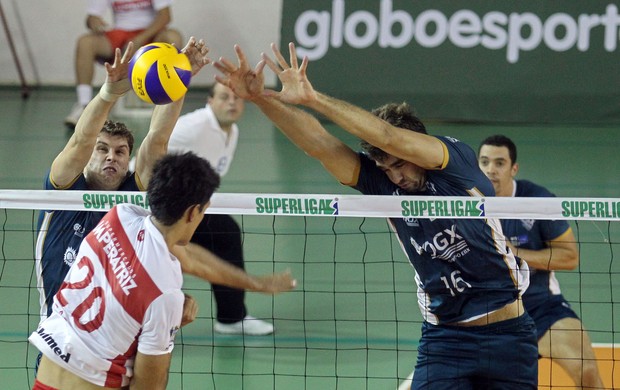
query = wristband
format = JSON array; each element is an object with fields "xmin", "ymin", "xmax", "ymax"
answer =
[{"xmin": 99, "ymin": 79, "xmax": 130, "ymax": 102}]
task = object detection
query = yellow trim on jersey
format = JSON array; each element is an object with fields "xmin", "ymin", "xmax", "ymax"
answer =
[
  {"xmin": 134, "ymin": 171, "xmax": 146, "ymax": 191},
  {"xmin": 438, "ymin": 139, "xmax": 450, "ymax": 170},
  {"xmin": 49, "ymin": 172, "xmax": 81, "ymax": 190},
  {"xmin": 550, "ymin": 226, "xmax": 573, "ymax": 242}
]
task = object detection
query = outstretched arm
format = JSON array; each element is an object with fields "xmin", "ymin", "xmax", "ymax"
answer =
[
  {"xmin": 264, "ymin": 42, "xmax": 444, "ymax": 170},
  {"xmin": 51, "ymin": 44, "xmax": 134, "ymax": 188},
  {"xmin": 214, "ymin": 45, "xmax": 361, "ymax": 185},
  {"xmin": 134, "ymin": 37, "xmax": 210, "ymax": 187},
  {"xmin": 174, "ymin": 243, "xmax": 296, "ymax": 294}
]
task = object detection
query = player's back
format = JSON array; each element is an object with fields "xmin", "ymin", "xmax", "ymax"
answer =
[{"xmin": 30, "ymin": 204, "xmax": 184, "ymax": 387}]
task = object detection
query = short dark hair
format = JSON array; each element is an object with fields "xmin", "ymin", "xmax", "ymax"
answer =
[
  {"xmin": 361, "ymin": 102, "xmax": 427, "ymax": 162},
  {"xmin": 147, "ymin": 152, "xmax": 221, "ymax": 225},
  {"xmin": 100, "ymin": 120, "xmax": 135, "ymax": 154},
  {"xmin": 479, "ymin": 134, "xmax": 517, "ymax": 164}
]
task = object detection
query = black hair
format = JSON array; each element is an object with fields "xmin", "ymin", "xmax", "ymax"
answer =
[
  {"xmin": 479, "ymin": 134, "xmax": 517, "ymax": 164},
  {"xmin": 361, "ymin": 102, "xmax": 427, "ymax": 162},
  {"xmin": 147, "ymin": 152, "xmax": 221, "ymax": 225},
  {"xmin": 100, "ymin": 120, "xmax": 135, "ymax": 154}
]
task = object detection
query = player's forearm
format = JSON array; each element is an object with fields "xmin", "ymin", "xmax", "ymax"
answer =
[
  {"xmin": 180, "ymin": 243, "xmax": 264, "ymax": 291},
  {"xmin": 254, "ymin": 96, "xmax": 334, "ymax": 157},
  {"xmin": 135, "ymin": 97, "xmax": 184, "ymax": 185},
  {"xmin": 511, "ymin": 246, "xmax": 578, "ymax": 271},
  {"xmin": 307, "ymin": 92, "xmax": 391, "ymax": 146}
]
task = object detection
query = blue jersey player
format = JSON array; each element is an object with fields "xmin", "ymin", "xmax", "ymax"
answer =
[
  {"xmin": 478, "ymin": 134, "xmax": 603, "ymax": 389},
  {"xmin": 213, "ymin": 43, "xmax": 539, "ymax": 389},
  {"xmin": 35, "ymin": 38, "xmax": 211, "ymax": 320}
]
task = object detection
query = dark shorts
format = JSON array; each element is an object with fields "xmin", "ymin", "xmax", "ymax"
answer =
[
  {"xmin": 411, "ymin": 313, "xmax": 538, "ymax": 390},
  {"xmin": 525, "ymin": 294, "xmax": 579, "ymax": 339}
]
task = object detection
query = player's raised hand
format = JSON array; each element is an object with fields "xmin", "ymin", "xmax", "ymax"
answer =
[
  {"xmin": 181, "ymin": 37, "xmax": 210, "ymax": 76},
  {"xmin": 104, "ymin": 42, "xmax": 134, "ymax": 83},
  {"xmin": 214, "ymin": 44, "xmax": 266, "ymax": 100},
  {"xmin": 262, "ymin": 42, "xmax": 317, "ymax": 106}
]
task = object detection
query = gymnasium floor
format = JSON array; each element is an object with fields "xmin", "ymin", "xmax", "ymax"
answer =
[{"xmin": 0, "ymin": 86, "xmax": 618, "ymax": 389}]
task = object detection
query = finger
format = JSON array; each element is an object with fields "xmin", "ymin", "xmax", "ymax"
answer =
[
  {"xmin": 212, "ymin": 61, "xmax": 228, "ymax": 74},
  {"xmin": 299, "ymin": 56, "xmax": 309, "ymax": 77},
  {"xmin": 261, "ymin": 53, "xmax": 280, "ymax": 74},
  {"xmin": 219, "ymin": 57, "xmax": 237, "ymax": 72},
  {"xmin": 288, "ymin": 42, "xmax": 298, "ymax": 69},
  {"xmin": 214, "ymin": 74, "xmax": 231, "ymax": 88},
  {"xmin": 234, "ymin": 44, "xmax": 249, "ymax": 70},
  {"xmin": 254, "ymin": 59, "xmax": 267, "ymax": 75},
  {"xmin": 271, "ymin": 42, "xmax": 289, "ymax": 69},
  {"xmin": 262, "ymin": 88, "xmax": 279, "ymax": 97},
  {"xmin": 121, "ymin": 42, "xmax": 133, "ymax": 63}
]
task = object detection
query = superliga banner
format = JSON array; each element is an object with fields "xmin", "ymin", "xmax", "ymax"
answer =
[{"xmin": 280, "ymin": 0, "xmax": 620, "ymax": 124}]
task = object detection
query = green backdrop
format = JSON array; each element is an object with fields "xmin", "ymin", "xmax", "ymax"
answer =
[{"xmin": 281, "ymin": 0, "xmax": 620, "ymax": 124}]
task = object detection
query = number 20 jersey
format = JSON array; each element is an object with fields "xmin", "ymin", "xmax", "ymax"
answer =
[{"xmin": 29, "ymin": 204, "xmax": 184, "ymax": 388}]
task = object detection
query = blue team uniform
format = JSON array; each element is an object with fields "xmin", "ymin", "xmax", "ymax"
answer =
[
  {"xmin": 501, "ymin": 179, "xmax": 579, "ymax": 339},
  {"xmin": 35, "ymin": 171, "xmax": 142, "ymax": 319},
  {"xmin": 354, "ymin": 136, "xmax": 538, "ymax": 389}
]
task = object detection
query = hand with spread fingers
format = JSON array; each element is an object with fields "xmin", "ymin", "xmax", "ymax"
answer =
[
  {"xmin": 262, "ymin": 42, "xmax": 318, "ymax": 106},
  {"xmin": 102, "ymin": 42, "xmax": 134, "ymax": 95},
  {"xmin": 214, "ymin": 44, "xmax": 266, "ymax": 100},
  {"xmin": 181, "ymin": 36, "xmax": 211, "ymax": 76}
]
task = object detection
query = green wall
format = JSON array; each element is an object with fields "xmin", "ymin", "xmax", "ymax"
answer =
[{"xmin": 281, "ymin": 0, "xmax": 620, "ymax": 124}]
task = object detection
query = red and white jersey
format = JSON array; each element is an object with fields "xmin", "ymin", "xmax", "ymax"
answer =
[
  {"xmin": 29, "ymin": 204, "xmax": 183, "ymax": 387},
  {"xmin": 88, "ymin": 0, "xmax": 174, "ymax": 31}
]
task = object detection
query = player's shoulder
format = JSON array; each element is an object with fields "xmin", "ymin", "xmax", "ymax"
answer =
[
  {"xmin": 515, "ymin": 179, "xmax": 555, "ymax": 197},
  {"xmin": 174, "ymin": 107, "xmax": 212, "ymax": 131},
  {"xmin": 116, "ymin": 203, "xmax": 149, "ymax": 219}
]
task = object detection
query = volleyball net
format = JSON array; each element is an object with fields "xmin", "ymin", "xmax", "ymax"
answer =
[{"xmin": 1, "ymin": 190, "xmax": 619, "ymax": 389}]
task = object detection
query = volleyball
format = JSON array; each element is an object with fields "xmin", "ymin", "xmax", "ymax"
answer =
[{"xmin": 128, "ymin": 42, "xmax": 192, "ymax": 105}]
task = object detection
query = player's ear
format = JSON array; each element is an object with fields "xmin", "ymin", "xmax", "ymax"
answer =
[
  {"xmin": 511, "ymin": 162, "xmax": 519, "ymax": 177},
  {"xmin": 186, "ymin": 204, "xmax": 202, "ymax": 222}
]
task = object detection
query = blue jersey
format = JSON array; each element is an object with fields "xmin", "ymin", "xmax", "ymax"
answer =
[
  {"xmin": 35, "ymin": 171, "xmax": 142, "ymax": 319},
  {"xmin": 501, "ymin": 180, "xmax": 571, "ymax": 312},
  {"xmin": 354, "ymin": 136, "xmax": 529, "ymax": 324}
]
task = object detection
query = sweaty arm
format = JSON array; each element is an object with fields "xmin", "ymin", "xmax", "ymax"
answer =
[
  {"xmin": 134, "ymin": 97, "xmax": 184, "ymax": 187},
  {"xmin": 306, "ymin": 92, "xmax": 445, "ymax": 170},
  {"xmin": 253, "ymin": 96, "xmax": 361, "ymax": 185},
  {"xmin": 129, "ymin": 352, "xmax": 171, "ymax": 390},
  {"xmin": 50, "ymin": 95, "xmax": 116, "ymax": 188},
  {"xmin": 509, "ymin": 228, "xmax": 579, "ymax": 271},
  {"xmin": 174, "ymin": 243, "xmax": 296, "ymax": 294}
]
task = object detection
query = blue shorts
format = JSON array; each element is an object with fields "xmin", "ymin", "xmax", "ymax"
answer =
[
  {"xmin": 411, "ymin": 314, "xmax": 538, "ymax": 390},
  {"xmin": 525, "ymin": 294, "xmax": 579, "ymax": 339}
]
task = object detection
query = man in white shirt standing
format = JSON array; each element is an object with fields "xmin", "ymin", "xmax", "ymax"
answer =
[{"xmin": 168, "ymin": 82, "xmax": 274, "ymax": 335}]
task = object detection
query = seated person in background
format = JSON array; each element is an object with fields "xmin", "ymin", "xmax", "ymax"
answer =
[
  {"xmin": 65, "ymin": 0, "xmax": 183, "ymax": 127},
  {"xmin": 478, "ymin": 134, "xmax": 603, "ymax": 389}
]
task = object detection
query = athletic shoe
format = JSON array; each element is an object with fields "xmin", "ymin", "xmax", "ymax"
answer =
[
  {"xmin": 64, "ymin": 103, "xmax": 85, "ymax": 128},
  {"xmin": 214, "ymin": 315, "xmax": 274, "ymax": 336}
]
